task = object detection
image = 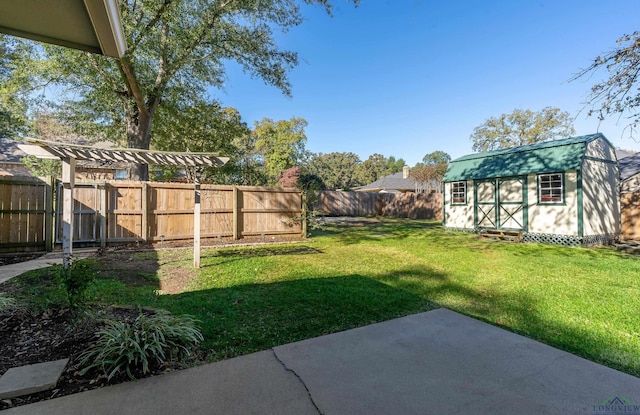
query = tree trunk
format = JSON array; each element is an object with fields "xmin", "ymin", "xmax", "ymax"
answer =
[{"xmin": 126, "ymin": 104, "xmax": 153, "ymax": 181}]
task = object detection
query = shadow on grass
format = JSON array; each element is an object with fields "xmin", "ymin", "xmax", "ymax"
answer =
[
  {"xmin": 201, "ymin": 245, "xmax": 324, "ymax": 267},
  {"xmin": 6, "ymin": 232, "xmax": 638, "ymax": 378},
  {"xmin": 154, "ymin": 274, "xmax": 435, "ymax": 360},
  {"xmin": 112, "ymin": 262, "xmax": 637, "ymax": 377},
  {"xmin": 316, "ymin": 219, "xmax": 460, "ymax": 246}
]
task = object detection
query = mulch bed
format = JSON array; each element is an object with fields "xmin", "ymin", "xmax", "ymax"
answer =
[
  {"xmin": 0, "ymin": 238, "xmax": 305, "ymax": 410},
  {"xmin": 0, "ymin": 305, "xmax": 197, "ymax": 411}
]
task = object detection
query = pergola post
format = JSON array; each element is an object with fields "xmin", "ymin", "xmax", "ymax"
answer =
[
  {"xmin": 193, "ymin": 176, "xmax": 201, "ymax": 268},
  {"xmin": 61, "ymin": 157, "xmax": 76, "ymax": 270}
]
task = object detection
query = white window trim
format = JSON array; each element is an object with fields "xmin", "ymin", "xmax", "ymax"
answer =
[
  {"xmin": 451, "ymin": 181, "xmax": 467, "ymax": 205},
  {"xmin": 537, "ymin": 173, "xmax": 564, "ymax": 204}
]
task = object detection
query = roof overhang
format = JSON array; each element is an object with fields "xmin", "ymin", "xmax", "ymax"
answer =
[
  {"xmin": 18, "ymin": 139, "xmax": 229, "ymax": 168},
  {"xmin": 0, "ymin": 0, "xmax": 127, "ymax": 58}
]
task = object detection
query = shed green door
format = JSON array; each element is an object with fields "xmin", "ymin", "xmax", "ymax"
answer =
[
  {"xmin": 476, "ymin": 180, "xmax": 497, "ymax": 228},
  {"xmin": 475, "ymin": 177, "xmax": 526, "ymax": 231}
]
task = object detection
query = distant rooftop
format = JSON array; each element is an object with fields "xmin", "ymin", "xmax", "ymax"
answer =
[
  {"xmin": 357, "ymin": 169, "xmax": 416, "ymax": 193},
  {"xmin": 619, "ymin": 152, "xmax": 640, "ymax": 181}
]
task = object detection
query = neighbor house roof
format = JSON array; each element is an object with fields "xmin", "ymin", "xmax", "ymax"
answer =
[
  {"xmin": 616, "ymin": 148, "xmax": 637, "ymax": 161},
  {"xmin": 356, "ymin": 172, "xmax": 416, "ymax": 193},
  {"xmin": 444, "ymin": 133, "xmax": 608, "ymax": 182},
  {"xmin": 619, "ymin": 152, "xmax": 640, "ymax": 181},
  {"xmin": 0, "ymin": 139, "xmax": 25, "ymax": 164}
]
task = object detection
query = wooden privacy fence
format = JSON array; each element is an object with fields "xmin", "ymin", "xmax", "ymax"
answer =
[
  {"xmin": 316, "ymin": 191, "xmax": 443, "ymax": 220},
  {"xmin": 621, "ymin": 192, "xmax": 640, "ymax": 241},
  {"xmin": 0, "ymin": 176, "xmax": 53, "ymax": 252},
  {"xmin": 55, "ymin": 182, "xmax": 304, "ymax": 246}
]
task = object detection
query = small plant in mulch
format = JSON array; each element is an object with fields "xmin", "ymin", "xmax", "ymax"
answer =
[
  {"xmin": 55, "ymin": 260, "xmax": 96, "ymax": 310},
  {"xmin": 79, "ymin": 310, "xmax": 204, "ymax": 380}
]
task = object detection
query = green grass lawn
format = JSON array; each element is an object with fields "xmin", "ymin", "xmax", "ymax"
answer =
[{"xmin": 6, "ymin": 218, "xmax": 640, "ymax": 376}]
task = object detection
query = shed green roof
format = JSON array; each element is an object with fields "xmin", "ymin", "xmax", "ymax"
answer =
[{"xmin": 444, "ymin": 133, "xmax": 606, "ymax": 182}]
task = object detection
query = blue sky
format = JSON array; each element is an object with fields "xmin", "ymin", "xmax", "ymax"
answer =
[{"xmin": 215, "ymin": 0, "xmax": 640, "ymax": 166}]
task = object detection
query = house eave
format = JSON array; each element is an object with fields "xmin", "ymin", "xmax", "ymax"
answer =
[{"xmin": 0, "ymin": 0, "xmax": 127, "ymax": 58}]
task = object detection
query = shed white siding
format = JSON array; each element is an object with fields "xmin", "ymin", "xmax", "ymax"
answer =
[
  {"xmin": 443, "ymin": 180, "xmax": 474, "ymax": 229},
  {"xmin": 586, "ymin": 136, "xmax": 617, "ymax": 160},
  {"xmin": 526, "ymin": 171, "xmax": 579, "ymax": 236},
  {"xmin": 582, "ymin": 157, "xmax": 620, "ymax": 236}
]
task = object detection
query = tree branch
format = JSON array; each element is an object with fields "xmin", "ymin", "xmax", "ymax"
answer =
[
  {"xmin": 160, "ymin": 0, "xmax": 236, "ymax": 85},
  {"xmin": 129, "ymin": 0, "xmax": 174, "ymax": 53},
  {"xmin": 117, "ymin": 56, "xmax": 149, "ymax": 119}
]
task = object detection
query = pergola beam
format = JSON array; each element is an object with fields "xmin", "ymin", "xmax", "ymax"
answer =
[
  {"xmin": 18, "ymin": 138, "xmax": 228, "ymax": 269},
  {"xmin": 18, "ymin": 139, "xmax": 229, "ymax": 167}
]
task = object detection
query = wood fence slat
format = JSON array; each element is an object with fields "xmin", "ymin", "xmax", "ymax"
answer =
[
  {"xmin": 0, "ymin": 176, "xmax": 48, "ymax": 252},
  {"xmin": 1, "ymin": 179, "xmax": 305, "ymax": 251},
  {"xmin": 621, "ymin": 193, "xmax": 640, "ymax": 241},
  {"xmin": 316, "ymin": 190, "xmax": 443, "ymax": 220}
]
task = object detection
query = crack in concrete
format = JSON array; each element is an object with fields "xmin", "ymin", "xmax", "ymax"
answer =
[{"xmin": 270, "ymin": 349, "xmax": 323, "ymax": 415}]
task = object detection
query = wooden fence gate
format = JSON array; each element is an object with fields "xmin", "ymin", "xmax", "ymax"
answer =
[{"xmin": 0, "ymin": 176, "xmax": 53, "ymax": 253}]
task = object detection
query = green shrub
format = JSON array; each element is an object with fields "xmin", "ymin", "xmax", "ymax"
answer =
[
  {"xmin": 57, "ymin": 260, "xmax": 96, "ymax": 309},
  {"xmin": 79, "ymin": 310, "xmax": 203, "ymax": 380},
  {"xmin": 0, "ymin": 293, "xmax": 16, "ymax": 312}
]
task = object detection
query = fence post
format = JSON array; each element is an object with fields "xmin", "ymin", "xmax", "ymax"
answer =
[
  {"xmin": 232, "ymin": 186, "xmax": 239, "ymax": 240},
  {"xmin": 44, "ymin": 176, "xmax": 54, "ymax": 252},
  {"xmin": 301, "ymin": 191, "xmax": 307, "ymax": 238},
  {"xmin": 100, "ymin": 183, "xmax": 107, "ymax": 248},
  {"xmin": 61, "ymin": 157, "xmax": 76, "ymax": 269},
  {"xmin": 193, "ymin": 178, "xmax": 201, "ymax": 268},
  {"xmin": 141, "ymin": 182, "xmax": 148, "ymax": 242}
]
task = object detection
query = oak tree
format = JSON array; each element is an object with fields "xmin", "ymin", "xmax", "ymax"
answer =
[
  {"xmin": 470, "ymin": 107, "xmax": 575, "ymax": 152},
  {"xmin": 1, "ymin": 0, "xmax": 359, "ymax": 180}
]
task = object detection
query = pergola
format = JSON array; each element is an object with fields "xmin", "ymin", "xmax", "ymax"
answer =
[{"xmin": 19, "ymin": 139, "xmax": 229, "ymax": 269}]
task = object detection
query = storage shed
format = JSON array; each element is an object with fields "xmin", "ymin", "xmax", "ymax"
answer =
[{"xmin": 442, "ymin": 133, "xmax": 619, "ymax": 246}]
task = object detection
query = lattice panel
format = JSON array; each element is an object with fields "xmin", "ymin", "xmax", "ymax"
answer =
[
  {"xmin": 448, "ymin": 228, "xmax": 618, "ymax": 247},
  {"xmin": 522, "ymin": 233, "xmax": 617, "ymax": 246}
]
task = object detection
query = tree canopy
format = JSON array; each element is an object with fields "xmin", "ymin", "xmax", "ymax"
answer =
[
  {"xmin": 1, "ymin": 0, "xmax": 359, "ymax": 179},
  {"xmin": 418, "ymin": 150, "xmax": 451, "ymax": 166},
  {"xmin": 470, "ymin": 107, "xmax": 576, "ymax": 152},
  {"xmin": 0, "ymin": 37, "xmax": 31, "ymax": 138},
  {"xmin": 572, "ymin": 31, "xmax": 640, "ymax": 136},
  {"xmin": 410, "ymin": 150, "xmax": 450, "ymax": 193},
  {"xmin": 254, "ymin": 117, "xmax": 308, "ymax": 185},
  {"xmin": 152, "ymin": 101, "xmax": 253, "ymax": 183},
  {"xmin": 357, "ymin": 153, "xmax": 391, "ymax": 184},
  {"xmin": 305, "ymin": 152, "xmax": 362, "ymax": 190}
]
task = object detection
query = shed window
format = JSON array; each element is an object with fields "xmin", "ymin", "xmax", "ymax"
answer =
[
  {"xmin": 451, "ymin": 181, "xmax": 466, "ymax": 204},
  {"xmin": 538, "ymin": 173, "xmax": 563, "ymax": 203}
]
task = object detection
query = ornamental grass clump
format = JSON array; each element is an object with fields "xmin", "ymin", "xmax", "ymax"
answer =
[
  {"xmin": 0, "ymin": 293, "xmax": 16, "ymax": 312},
  {"xmin": 79, "ymin": 310, "xmax": 203, "ymax": 380}
]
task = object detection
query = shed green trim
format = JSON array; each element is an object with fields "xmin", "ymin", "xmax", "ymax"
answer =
[
  {"xmin": 522, "ymin": 175, "xmax": 528, "ymax": 231},
  {"xmin": 577, "ymin": 170, "xmax": 583, "ymax": 237},
  {"xmin": 442, "ymin": 182, "xmax": 446, "ymax": 226},
  {"xmin": 444, "ymin": 134, "xmax": 605, "ymax": 182}
]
